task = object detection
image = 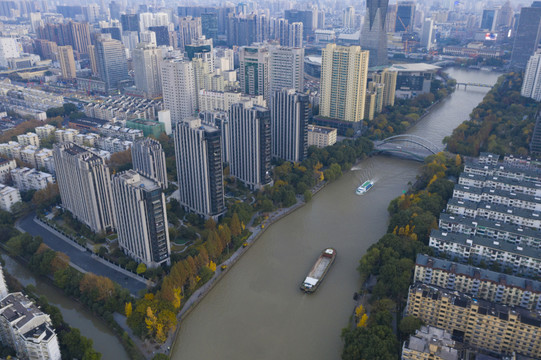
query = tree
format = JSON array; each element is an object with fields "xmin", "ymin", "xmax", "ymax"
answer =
[
  {"xmin": 79, "ymin": 273, "xmax": 115, "ymax": 301},
  {"xmin": 399, "ymin": 315, "xmax": 424, "ymax": 337},
  {"xmin": 125, "ymin": 302, "xmax": 133, "ymax": 317},
  {"xmin": 303, "ymin": 190, "xmax": 312, "ymax": 202},
  {"xmin": 136, "ymin": 263, "xmax": 147, "ymax": 275},
  {"xmin": 230, "ymin": 212, "xmax": 242, "ymax": 236}
]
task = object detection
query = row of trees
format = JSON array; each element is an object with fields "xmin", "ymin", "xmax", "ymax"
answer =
[
  {"xmin": 0, "ymin": 212, "xmax": 104, "ymax": 359},
  {"xmin": 444, "ymin": 72, "xmax": 540, "ymax": 156},
  {"xmin": 341, "ymin": 153, "xmax": 461, "ymax": 360}
]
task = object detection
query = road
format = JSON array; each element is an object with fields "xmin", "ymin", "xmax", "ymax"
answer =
[{"xmin": 17, "ymin": 213, "xmax": 147, "ymax": 295}]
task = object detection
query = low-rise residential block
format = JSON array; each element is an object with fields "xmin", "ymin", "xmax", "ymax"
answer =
[
  {"xmin": 402, "ymin": 325, "xmax": 458, "ymax": 360},
  {"xmin": 406, "ymin": 283, "xmax": 541, "ymax": 359},
  {"xmin": 429, "ymin": 229, "xmax": 541, "ymax": 277},
  {"xmin": 11, "ymin": 167, "xmax": 54, "ymax": 191},
  {"xmin": 0, "ymin": 184, "xmax": 20, "ymax": 211},
  {"xmin": 414, "ymin": 254, "xmax": 541, "ymax": 310},
  {"xmin": 307, "ymin": 124, "xmax": 337, "ymax": 148}
]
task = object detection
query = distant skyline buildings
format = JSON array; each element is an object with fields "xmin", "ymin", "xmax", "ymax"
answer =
[
  {"xmin": 161, "ymin": 59, "xmax": 197, "ymax": 124},
  {"xmin": 360, "ymin": 0, "xmax": 389, "ymax": 67},
  {"xmin": 511, "ymin": 2, "xmax": 541, "ymax": 69}
]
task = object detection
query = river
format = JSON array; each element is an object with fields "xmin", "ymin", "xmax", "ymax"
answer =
[
  {"xmin": 170, "ymin": 68, "xmax": 502, "ymax": 360},
  {"xmin": 0, "ymin": 253, "xmax": 130, "ymax": 359}
]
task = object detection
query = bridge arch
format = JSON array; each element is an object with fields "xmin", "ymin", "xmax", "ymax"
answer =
[{"xmin": 377, "ymin": 134, "xmax": 442, "ymax": 155}]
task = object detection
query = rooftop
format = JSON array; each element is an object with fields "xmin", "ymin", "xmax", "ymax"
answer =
[
  {"xmin": 447, "ymin": 198, "xmax": 541, "ymax": 222},
  {"xmin": 388, "ymin": 63, "xmax": 440, "ymax": 72},
  {"xmin": 411, "ymin": 282, "xmax": 541, "ymax": 328},
  {"xmin": 439, "ymin": 212, "xmax": 541, "ymax": 241},
  {"xmin": 416, "ymin": 254, "xmax": 541, "ymax": 292},
  {"xmin": 430, "ymin": 229, "xmax": 541, "ymax": 259}
]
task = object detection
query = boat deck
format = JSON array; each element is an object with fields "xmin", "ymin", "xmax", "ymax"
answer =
[{"xmin": 308, "ymin": 257, "xmax": 332, "ymax": 279}]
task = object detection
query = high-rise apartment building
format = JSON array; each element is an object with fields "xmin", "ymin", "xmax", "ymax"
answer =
[
  {"xmin": 269, "ymin": 46, "xmax": 304, "ymax": 96},
  {"xmin": 480, "ymin": 9, "xmax": 498, "ymax": 31},
  {"xmin": 178, "ymin": 16, "xmax": 202, "ymax": 50},
  {"xmin": 360, "ymin": 0, "xmax": 389, "ymax": 67},
  {"xmin": 511, "ymin": 2, "xmax": 541, "ymax": 69},
  {"xmin": 57, "ymin": 45, "xmax": 76, "ymax": 79},
  {"xmin": 421, "ymin": 19, "xmax": 434, "ymax": 50},
  {"xmin": 131, "ymin": 137, "xmax": 168, "ymax": 190},
  {"xmin": 53, "ymin": 143, "xmax": 114, "ymax": 233},
  {"xmin": 87, "ymin": 44, "xmax": 98, "ymax": 76},
  {"xmin": 161, "ymin": 59, "xmax": 197, "ymax": 124},
  {"xmin": 395, "ymin": 1, "xmax": 415, "ymax": 32},
  {"xmin": 132, "ymin": 44, "xmax": 162, "ymax": 99},
  {"xmin": 373, "ymin": 69, "xmax": 397, "ymax": 107},
  {"xmin": 521, "ymin": 50, "xmax": 541, "ymax": 101},
  {"xmin": 284, "ymin": 9, "xmax": 317, "ymax": 35},
  {"xmin": 239, "ymin": 46, "xmax": 270, "ymax": 103},
  {"xmin": 0, "ymin": 37, "xmax": 19, "ymax": 68},
  {"xmin": 289, "ymin": 22, "xmax": 303, "ymax": 48},
  {"xmin": 94, "ymin": 36, "xmax": 129, "ymax": 92},
  {"xmin": 320, "ymin": 44, "xmax": 369, "ymax": 122},
  {"xmin": 112, "ymin": 170, "xmax": 171, "ymax": 267},
  {"xmin": 228, "ymin": 102, "xmax": 272, "ymax": 189},
  {"xmin": 174, "ymin": 118, "xmax": 225, "ymax": 218},
  {"xmin": 121, "ymin": 14, "xmax": 140, "ymax": 32},
  {"xmin": 343, "ymin": 6, "xmax": 355, "ymax": 28},
  {"xmin": 270, "ymin": 89, "xmax": 309, "ymax": 163},
  {"xmin": 68, "ymin": 21, "xmax": 91, "ymax": 55}
]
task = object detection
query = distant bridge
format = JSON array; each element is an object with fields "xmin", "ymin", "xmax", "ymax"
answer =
[
  {"xmin": 372, "ymin": 135, "xmax": 444, "ymax": 161},
  {"xmin": 455, "ymin": 82, "xmax": 493, "ymax": 90}
]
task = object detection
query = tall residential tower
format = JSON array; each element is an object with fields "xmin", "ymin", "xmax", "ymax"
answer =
[
  {"xmin": 174, "ymin": 118, "xmax": 225, "ymax": 219},
  {"xmin": 53, "ymin": 143, "xmax": 114, "ymax": 233},
  {"xmin": 112, "ymin": 170, "xmax": 171, "ymax": 268}
]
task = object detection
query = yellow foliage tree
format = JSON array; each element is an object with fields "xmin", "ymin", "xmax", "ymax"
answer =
[
  {"xmin": 355, "ymin": 305, "xmax": 365, "ymax": 318},
  {"xmin": 125, "ymin": 302, "xmax": 132, "ymax": 317},
  {"xmin": 172, "ymin": 287, "xmax": 183, "ymax": 309},
  {"xmin": 208, "ymin": 260, "xmax": 217, "ymax": 272},
  {"xmin": 357, "ymin": 313, "xmax": 368, "ymax": 328},
  {"xmin": 145, "ymin": 306, "xmax": 157, "ymax": 332},
  {"xmin": 455, "ymin": 154, "xmax": 461, "ymax": 167}
]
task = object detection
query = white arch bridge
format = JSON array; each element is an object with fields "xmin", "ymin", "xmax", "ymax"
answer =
[{"xmin": 372, "ymin": 135, "xmax": 444, "ymax": 161}]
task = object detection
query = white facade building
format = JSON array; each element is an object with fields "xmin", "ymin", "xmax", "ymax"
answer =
[
  {"xmin": 0, "ymin": 184, "xmax": 20, "ymax": 211},
  {"xmin": 161, "ymin": 59, "xmax": 197, "ymax": 124},
  {"xmin": 522, "ymin": 50, "xmax": 541, "ymax": 101},
  {"xmin": 0, "ymin": 293, "xmax": 61, "ymax": 360},
  {"xmin": 132, "ymin": 44, "xmax": 162, "ymax": 99},
  {"xmin": 11, "ymin": 167, "xmax": 54, "ymax": 191},
  {"xmin": 269, "ymin": 46, "xmax": 304, "ymax": 95},
  {"xmin": 53, "ymin": 143, "xmax": 115, "ymax": 233},
  {"xmin": 131, "ymin": 137, "xmax": 168, "ymax": 190}
]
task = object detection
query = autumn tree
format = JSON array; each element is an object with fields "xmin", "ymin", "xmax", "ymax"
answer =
[
  {"xmin": 125, "ymin": 302, "xmax": 133, "ymax": 317},
  {"xmin": 230, "ymin": 212, "xmax": 242, "ymax": 237},
  {"xmin": 79, "ymin": 273, "xmax": 115, "ymax": 301}
]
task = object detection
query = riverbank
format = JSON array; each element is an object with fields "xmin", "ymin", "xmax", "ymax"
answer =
[{"xmin": 132, "ymin": 180, "xmax": 329, "ymax": 358}]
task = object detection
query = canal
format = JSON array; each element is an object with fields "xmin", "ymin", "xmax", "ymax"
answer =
[
  {"xmin": 170, "ymin": 68, "xmax": 502, "ymax": 360},
  {"xmin": 1, "ymin": 253, "xmax": 130, "ymax": 359}
]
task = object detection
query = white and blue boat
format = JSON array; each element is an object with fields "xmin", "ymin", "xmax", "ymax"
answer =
[{"xmin": 356, "ymin": 180, "xmax": 374, "ymax": 195}]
